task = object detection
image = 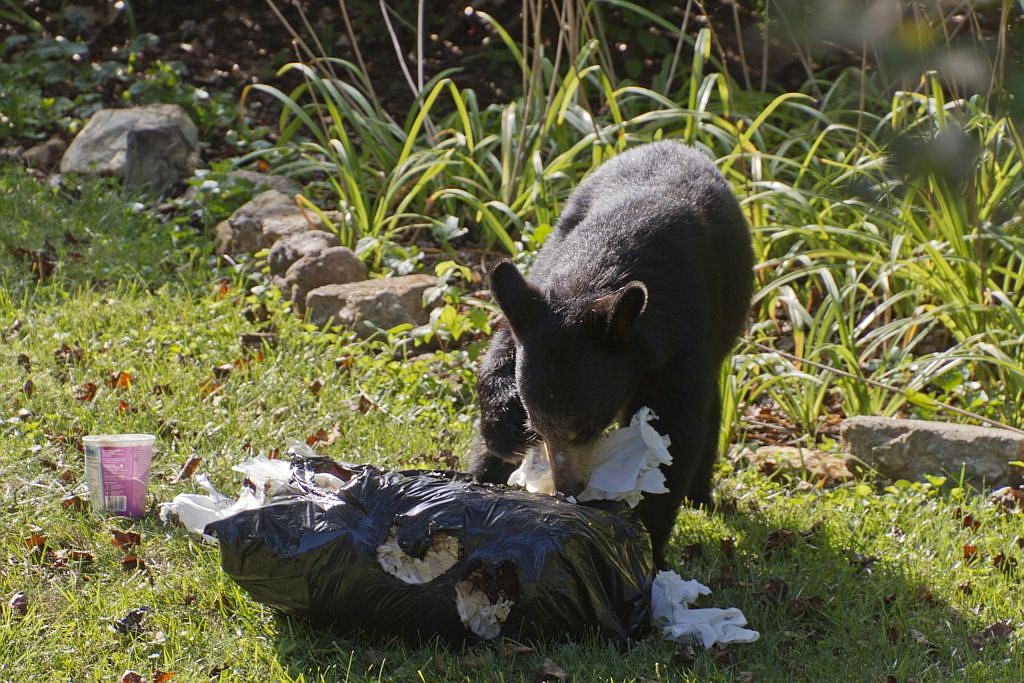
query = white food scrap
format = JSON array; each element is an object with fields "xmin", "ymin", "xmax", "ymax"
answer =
[
  {"xmin": 454, "ymin": 577, "xmax": 514, "ymax": 640},
  {"xmin": 376, "ymin": 527, "xmax": 460, "ymax": 584}
]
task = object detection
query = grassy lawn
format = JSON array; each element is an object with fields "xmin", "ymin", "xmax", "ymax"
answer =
[{"xmin": 2, "ymin": 165, "xmax": 1023, "ymax": 682}]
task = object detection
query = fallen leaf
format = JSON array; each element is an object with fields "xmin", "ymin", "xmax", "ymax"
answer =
[
  {"xmin": 786, "ymin": 596, "xmax": 823, "ymax": 618},
  {"xmin": 909, "ymin": 629, "xmax": 933, "ymax": 648},
  {"xmin": 198, "ymin": 377, "xmax": 222, "ymax": 399},
  {"xmin": 212, "ymin": 363, "xmax": 235, "ymax": 379},
  {"xmin": 913, "ymin": 586, "xmax": 934, "ymax": 604},
  {"xmin": 239, "ymin": 331, "xmax": 277, "ymax": 349},
  {"xmin": 64, "ymin": 549, "xmax": 94, "ymax": 563},
  {"xmin": 713, "ymin": 648, "xmax": 737, "ymax": 666},
  {"xmin": 306, "ymin": 426, "xmax": 340, "ymax": 447},
  {"xmin": 961, "ymin": 513, "xmax": 981, "ymax": 530},
  {"xmin": 308, "ymin": 378, "xmax": 324, "ymax": 397},
  {"xmin": 174, "ymin": 454, "xmax": 202, "ymax": 482},
  {"xmin": 357, "ymin": 395, "xmax": 375, "ymax": 413},
  {"xmin": 963, "ymin": 544, "xmax": 979, "ymax": 562},
  {"xmin": 968, "ymin": 619, "xmax": 1014, "ymax": 650},
  {"xmin": 848, "ymin": 552, "xmax": 877, "ymax": 573},
  {"xmin": 116, "ymin": 399, "xmax": 132, "ymax": 413},
  {"xmin": 957, "ymin": 580, "xmax": 972, "ymax": 595},
  {"xmin": 113, "ymin": 606, "xmax": 152, "ymax": 635},
  {"xmin": 55, "ymin": 342, "xmax": 85, "ymax": 364},
  {"xmin": 119, "ymin": 671, "xmax": 144, "ymax": 683},
  {"xmin": 75, "ymin": 382, "xmax": 98, "ymax": 402},
  {"xmin": 16, "ymin": 353, "xmax": 31, "ymax": 371},
  {"xmin": 8, "ymin": 591, "xmax": 28, "ymax": 616},
  {"xmin": 153, "ymin": 671, "xmax": 175, "ymax": 683},
  {"xmin": 24, "ymin": 533, "xmax": 47, "ymax": 551},
  {"xmin": 537, "ymin": 657, "xmax": 568, "ymax": 681},
  {"xmin": 22, "ymin": 378, "xmax": 34, "ymax": 396},
  {"xmin": 62, "ymin": 494, "xmax": 90, "ymax": 512},
  {"xmin": 110, "ymin": 529, "xmax": 141, "ymax": 550},
  {"xmin": 992, "ymin": 552, "xmax": 1017, "ymax": 574},
  {"xmin": 763, "ymin": 577, "xmax": 789, "ymax": 604},
  {"xmin": 121, "ymin": 554, "xmax": 147, "ymax": 571},
  {"xmin": 107, "ymin": 370, "xmax": 133, "ymax": 390},
  {"xmin": 763, "ymin": 529, "xmax": 797, "ymax": 555}
]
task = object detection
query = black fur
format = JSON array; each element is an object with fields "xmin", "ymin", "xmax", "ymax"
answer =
[{"xmin": 470, "ymin": 141, "xmax": 754, "ymax": 568}]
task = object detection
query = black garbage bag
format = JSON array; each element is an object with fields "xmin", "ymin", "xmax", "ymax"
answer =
[{"xmin": 206, "ymin": 459, "xmax": 654, "ymax": 644}]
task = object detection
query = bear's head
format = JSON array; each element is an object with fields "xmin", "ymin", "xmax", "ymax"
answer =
[{"xmin": 489, "ymin": 260, "xmax": 651, "ymax": 495}]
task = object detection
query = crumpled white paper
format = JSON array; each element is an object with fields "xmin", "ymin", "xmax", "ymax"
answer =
[
  {"xmin": 507, "ymin": 407, "xmax": 672, "ymax": 508},
  {"xmin": 651, "ymin": 570, "xmax": 760, "ymax": 648}
]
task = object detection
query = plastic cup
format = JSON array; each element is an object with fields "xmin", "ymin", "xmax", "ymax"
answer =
[{"xmin": 83, "ymin": 434, "xmax": 156, "ymax": 518}]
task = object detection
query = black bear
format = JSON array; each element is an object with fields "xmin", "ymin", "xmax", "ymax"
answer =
[{"xmin": 469, "ymin": 141, "xmax": 754, "ymax": 568}]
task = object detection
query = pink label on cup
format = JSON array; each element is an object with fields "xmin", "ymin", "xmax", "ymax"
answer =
[{"xmin": 84, "ymin": 438, "xmax": 154, "ymax": 518}]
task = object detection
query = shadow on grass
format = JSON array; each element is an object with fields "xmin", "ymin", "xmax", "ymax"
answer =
[{"xmin": 259, "ymin": 492, "xmax": 1018, "ymax": 682}]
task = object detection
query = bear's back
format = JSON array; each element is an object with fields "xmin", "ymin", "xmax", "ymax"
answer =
[{"xmin": 528, "ymin": 141, "xmax": 753, "ymax": 360}]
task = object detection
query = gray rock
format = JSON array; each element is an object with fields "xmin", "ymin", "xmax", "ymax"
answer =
[
  {"xmin": 214, "ymin": 190, "xmax": 302, "ymax": 256},
  {"xmin": 60, "ymin": 104, "xmax": 199, "ymax": 176},
  {"xmin": 841, "ymin": 416, "xmax": 1024, "ymax": 487},
  {"xmin": 269, "ymin": 230, "xmax": 340, "ymax": 275},
  {"xmin": 123, "ymin": 125, "xmax": 196, "ymax": 195},
  {"xmin": 284, "ymin": 246, "xmax": 368, "ymax": 312},
  {"xmin": 306, "ymin": 274, "xmax": 437, "ymax": 337},
  {"xmin": 21, "ymin": 136, "xmax": 66, "ymax": 170}
]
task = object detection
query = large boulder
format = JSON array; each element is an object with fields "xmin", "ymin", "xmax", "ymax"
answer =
[
  {"xmin": 841, "ymin": 416, "xmax": 1024, "ymax": 487},
  {"xmin": 60, "ymin": 104, "xmax": 199, "ymax": 177},
  {"xmin": 283, "ymin": 246, "xmax": 368, "ymax": 312},
  {"xmin": 123, "ymin": 125, "xmax": 196, "ymax": 195},
  {"xmin": 269, "ymin": 230, "xmax": 340, "ymax": 276},
  {"xmin": 306, "ymin": 274, "xmax": 437, "ymax": 337}
]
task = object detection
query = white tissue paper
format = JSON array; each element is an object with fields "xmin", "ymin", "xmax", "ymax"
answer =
[
  {"xmin": 160, "ymin": 455, "xmax": 298, "ymax": 542},
  {"xmin": 651, "ymin": 570, "xmax": 760, "ymax": 648},
  {"xmin": 507, "ymin": 406, "xmax": 672, "ymax": 508}
]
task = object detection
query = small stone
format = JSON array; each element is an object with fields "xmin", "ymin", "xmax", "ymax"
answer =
[
  {"xmin": 269, "ymin": 230, "xmax": 340, "ymax": 275},
  {"xmin": 306, "ymin": 274, "xmax": 437, "ymax": 338},
  {"xmin": 21, "ymin": 136, "xmax": 66, "ymax": 170},
  {"xmin": 283, "ymin": 246, "xmax": 367, "ymax": 312},
  {"xmin": 841, "ymin": 416, "xmax": 1024, "ymax": 487},
  {"xmin": 214, "ymin": 190, "xmax": 301, "ymax": 256}
]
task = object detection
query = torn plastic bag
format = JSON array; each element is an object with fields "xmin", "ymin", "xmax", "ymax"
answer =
[{"xmin": 205, "ymin": 459, "xmax": 654, "ymax": 644}]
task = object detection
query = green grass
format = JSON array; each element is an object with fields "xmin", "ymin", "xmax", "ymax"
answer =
[
  {"xmin": 2, "ymin": 166, "xmax": 1024, "ymax": 681},
  {"xmin": 4, "ymin": 4, "xmax": 1024, "ymax": 676}
]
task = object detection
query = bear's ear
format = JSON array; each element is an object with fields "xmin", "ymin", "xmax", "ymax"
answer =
[
  {"xmin": 589, "ymin": 281, "xmax": 647, "ymax": 345},
  {"xmin": 490, "ymin": 260, "xmax": 545, "ymax": 334}
]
